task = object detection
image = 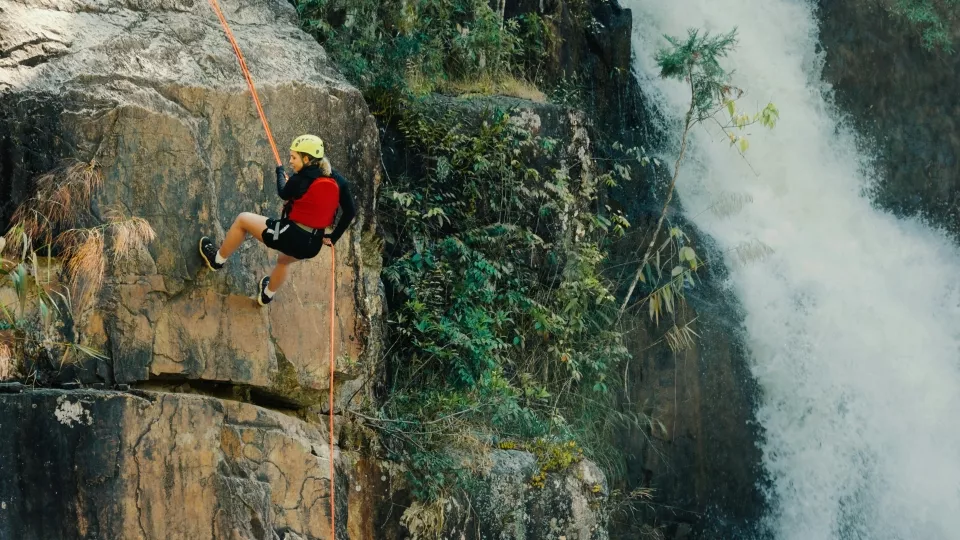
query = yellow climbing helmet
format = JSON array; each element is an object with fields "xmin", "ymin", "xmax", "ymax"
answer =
[{"xmin": 290, "ymin": 134, "xmax": 324, "ymax": 159}]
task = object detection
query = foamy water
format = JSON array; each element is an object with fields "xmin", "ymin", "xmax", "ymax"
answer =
[{"xmin": 623, "ymin": 1, "xmax": 960, "ymax": 538}]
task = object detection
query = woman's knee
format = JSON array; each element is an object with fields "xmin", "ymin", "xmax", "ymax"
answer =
[
  {"xmin": 233, "ymin": 212, "xmax": 261, "ymax": 231},
  {"xmin": 276, "ymin": 254, "xmax": 298, "ymax": 266}
]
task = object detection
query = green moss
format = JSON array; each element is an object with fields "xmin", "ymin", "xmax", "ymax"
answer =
[
  {"xmin": 268, "ymin": 344, "xmax": 326, "ymax": 406},
  {"xmin": 360, "ymin": 227, "xmax": 383, "ymax": 269},
  {"xmin": 500, "ymin": 438, "xmax": 585, "ymax": 489}
]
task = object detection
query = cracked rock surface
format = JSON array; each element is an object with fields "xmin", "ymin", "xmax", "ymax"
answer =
[
  {"xmin": 0, "ymin": 389, "xmax": 392, "ymax": 540},
  {"xmin": 0, "ymin": 389, "xmax": 609, "ymax": 540},
  {"xmin": 0, "ymin": 0, "xmax": 383, "ymax": 405}
]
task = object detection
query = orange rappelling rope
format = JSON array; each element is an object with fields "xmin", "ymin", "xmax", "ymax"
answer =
[
  {"xmin": 328, "ymin": 243, "xmax": 337, "ymax": 533},
  {"xmin": 205, "ymin": 0, "xmax": 337, "ymax": 536},
  {"xmin": 206, "ymin": 0, "xmax": 282, "ymax": 167}
]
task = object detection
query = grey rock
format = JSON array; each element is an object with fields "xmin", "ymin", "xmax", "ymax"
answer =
[
  {"xmin": 444, "ymin": 449, "xmax": 609, "ymax": 540},
  {"xmin": 0, "ymin": 382, "xmax": 23, "ymax": 393}
]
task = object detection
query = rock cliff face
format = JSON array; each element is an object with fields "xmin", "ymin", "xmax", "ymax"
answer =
[
  {"xmin": 0, "ymin": 389, "xmax": 352, "ymax": 539},
  {"xmin": 618, "ymin": 257, "xmax": 765, "ymax": 538},
  {"xmin": 0, "ymin": 0, "xmax": 383, "ymax": 406},
  {"xmin": 817, "ymin": 0, "xmax": 960, "ymax": 235},
  {"xmin": 0, "ymin": 386, "xmax": 612, "ymax": 539},
  {"xmin": 0, "ymin": 0, "xmax": 610, "ymax": 537}
]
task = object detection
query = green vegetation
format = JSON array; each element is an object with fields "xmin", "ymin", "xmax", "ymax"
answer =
[
  {"xmin": 888, "ymin": 0, "xmax": 960, "ymax": 52},
  {"xmin": 294, "ymin": 0, "xmax": 555, "ymax": 98},
  {"xmin": 375, "ymin": 101, "xmax": 631, "ymax": 503},
  {"xmin": 294, "ymin": 2, "xmax": 775, "ymax": 534}
]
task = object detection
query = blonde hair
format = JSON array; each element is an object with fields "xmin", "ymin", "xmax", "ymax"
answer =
[
  {"xmin": 299, "ymin": 153, "xmax": 332, "ymax": 176},
  {"xmin": 318, "ymin": 157, "xmax": 332, "ymax": 176}
]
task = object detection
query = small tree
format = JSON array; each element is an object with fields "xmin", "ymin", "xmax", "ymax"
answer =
[{"xmin": 618, "ymin": 28, "xmax": 779, "ymax": 317}]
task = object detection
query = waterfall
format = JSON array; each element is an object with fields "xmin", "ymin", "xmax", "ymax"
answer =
[{"xmin": 623, "ymin": 0, "xmax": 960, "ymax": 538}]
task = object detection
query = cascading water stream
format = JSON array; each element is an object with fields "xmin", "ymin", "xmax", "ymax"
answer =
[{"xmin": 622, "ymin": 0, "xmax": 960, "ymax": 538}]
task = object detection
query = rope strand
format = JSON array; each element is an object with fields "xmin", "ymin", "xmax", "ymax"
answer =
[
  {"xmin": 206, "ymin": 0, "xmax": 282, "ymax": 166},
  {"xmin": 329, "ymin": 245, "xmax": 336, "ymax": 531}
]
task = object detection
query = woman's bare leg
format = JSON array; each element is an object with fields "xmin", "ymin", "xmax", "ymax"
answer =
[
  {"xmin": 218, "ymin": 212, "xmax": 268, "ymax": 259},
  {"xmin": 267, "ymin": 253, "xmax": 298, "ymax": 293}
]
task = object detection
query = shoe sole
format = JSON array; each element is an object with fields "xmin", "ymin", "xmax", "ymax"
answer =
[
  {"xmin": 199, "ymin": 237, "xmax": 218, "ymax": 271},
  {"xmin": 257, "ymin": 278, "xmax": 271, "ymax": 307}
]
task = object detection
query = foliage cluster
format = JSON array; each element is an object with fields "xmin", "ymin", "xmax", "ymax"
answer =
[
  {"xmin": 888, "ymin": 0, "xmax": 960, "ymax": 52},
  {"xmin": 294, "ymin": 0, "xmax": 557, "ymax": 97},
  {"xmin": 375, "ymin": 101, "xmax": 635, "ymax": 504}
]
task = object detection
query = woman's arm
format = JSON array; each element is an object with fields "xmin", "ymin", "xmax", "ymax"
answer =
[
  {"xmin": 276, "ymin": 167, "xmax": 312, "ymax": 201},
  {"xmin": 275, "ymin": 166, "xmax": 288, "ymax": 199},
  {"xmin": 328, "ymin": 169, "xmax": 357, "ymax": 244}
]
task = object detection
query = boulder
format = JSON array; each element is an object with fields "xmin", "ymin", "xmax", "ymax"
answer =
[{"xmin": 437, "ymin": 450, "xmax": 609, "ymax": 540}]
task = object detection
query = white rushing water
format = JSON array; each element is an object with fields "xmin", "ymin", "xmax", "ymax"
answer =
[{"xmin": 623, "ymin": 0, "xmax": 960, "ymax": 538}]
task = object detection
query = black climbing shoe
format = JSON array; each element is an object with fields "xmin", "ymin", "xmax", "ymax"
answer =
[
  {"xmin": 257, "ymin": 276, "xmax": 273, "ymax": 306},
  {"xmin": 199, "ymin": 236, "xmax": 223, "ymax": 270}
]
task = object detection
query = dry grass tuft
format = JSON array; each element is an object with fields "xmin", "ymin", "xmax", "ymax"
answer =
[
  {"xmin": 105, "ymin": 209, "xmax": 157, "ymax": 265},
  {"xmin": 58, "ymin": 228, "xmax": 106, "ymax": 311},
  {"xmin": 5, "ymin": 160, "xmax": 156, "ymax": 317},
  {"xmin": 400, "ymin": 497, "xmax": 448, "ymax": 540},
  {"xmin": 0, "ymin": 341, "xmax": 13, "ymax": 381},
  {"xmin": 441, "ymin": 75, "xmax": 547, "ymax": 102},
  {"xmin": 664, "ymin": 321, "xmax": 699, "ymax": 353},
  {"xmin": 0, "ymin": 159, "xmax": 137, "ymax": 367},
  {"xmin": 53, "ymin": 210, "xmax": 156, "ymax": 314},
  {"xmin": 6, "ymin": 159, "xmax": 102, "ymax": 251}
]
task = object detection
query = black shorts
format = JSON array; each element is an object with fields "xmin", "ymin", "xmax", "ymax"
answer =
[{"xmin": 262, "ymin": 217, "xmax": 324, "ymax": 260}]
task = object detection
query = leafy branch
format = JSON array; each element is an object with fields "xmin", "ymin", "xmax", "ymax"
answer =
[{"xmin": 618, "ymin": 28, "xmax": 778, "ymax": 317}]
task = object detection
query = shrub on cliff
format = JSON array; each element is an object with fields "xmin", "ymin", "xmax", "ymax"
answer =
[
  {"xmin": 373, "ymin": 101, "xmax": 634, "ymax": 505},
  {"xmin": 293, "ymin": 0, "xmax": 558, "ymax": 97},
  {"xmin": 888, "ymin": 0, "xmax": 960, "ymax": 52}
]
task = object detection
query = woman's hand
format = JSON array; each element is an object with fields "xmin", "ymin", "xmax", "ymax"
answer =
[
  {"xmin": 275, "ymin": 166, "xmax": 288, "ymax": 197},
  {"xmin": 323, "ymin": 237, "xmax": 334, "ymax": 247}
]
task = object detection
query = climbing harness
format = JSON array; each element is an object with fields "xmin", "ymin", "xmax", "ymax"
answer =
[
  {"xmin": 205, "ymin": 0, "xmax": 338, "ymax": 535},
  {"xmin": 266, "ymin": 221, "xmax": 289, "ymax": 242}
]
